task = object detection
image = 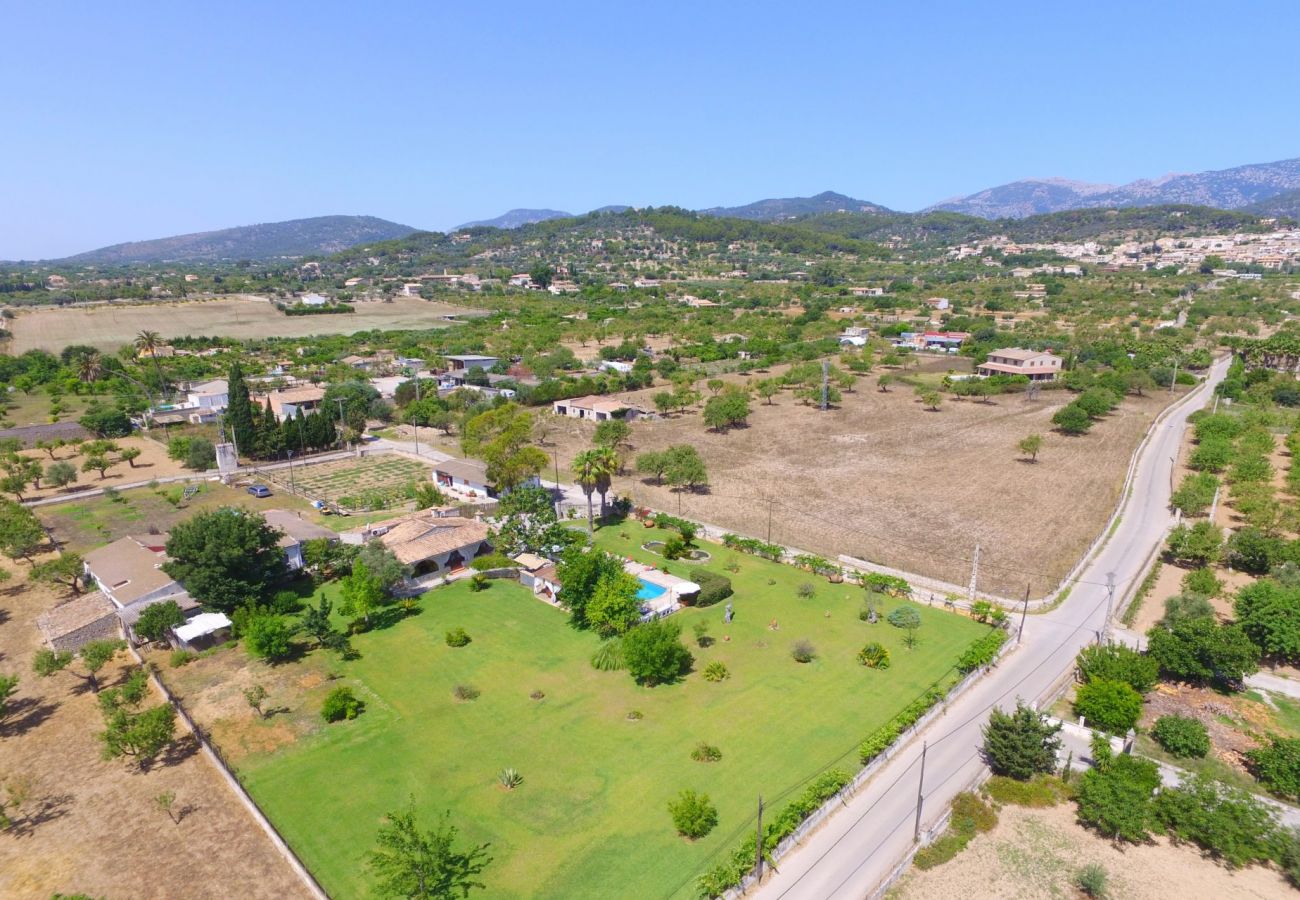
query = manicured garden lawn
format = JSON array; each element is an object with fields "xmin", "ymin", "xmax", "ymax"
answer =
[{"xmin": 238, "ymin": 528, "xmax": 989, "ymax": 899}]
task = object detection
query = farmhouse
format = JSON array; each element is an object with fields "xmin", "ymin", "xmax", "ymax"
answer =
[
  {"xmin": 258, "ymin": 386, "xmax": 327, "ymax": 422},
  {"xmin": 432, "ymin": 458, "xmax": 538, "ymax": 498},
  {"xmin": 977, "ymin": 348, "xmax": 1063, "ymax": 381},
  {"xmin": 552, "ymin": 395, "xmax": 640, "ymax": 421},
  {"xmin": 444, "ymin": 354, "xmax": 499, "ymax": 372},
  {"xmin": 82, "ymin": 534, "xmax": 199, "ymax": 639},
  {"xmin": 342, "ymin": 513, "xmax": 492, "ymax": 577}
]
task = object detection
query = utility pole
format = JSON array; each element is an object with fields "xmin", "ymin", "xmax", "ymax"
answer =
[
  {"xmin": 1102, "ymin": 571, "xmax": 1116, "ymax": 643},
  {"xmin": 913, "ymin": 741, "xmax": 928, "ymax": 842},
  {"xmin": 412, "ymin": 373, "xmax": 421, "ymax": 457},
  {"xmin": 766, "ymin": 497, "xmax": 775, "ymax": 543},
  {"xmin": 552, "ymin": 449, "xmax": 561, "ymax": 517},
  {"xmin": 334, "ymin": 398, "xmax": 347, "ymax": 450},
  {"xmin": 821, "ymin": 359, "xmax": 830, "ymax": 411},
  {"xmin": 1169, "ymin": 357, "xmax": 1179, "ymax": 394},
  {"xmin": 967, "ymin": 544, "xmax": 980, "ymax": 606},
  {"xmin": 1018, "ymin": 582, "xmax": 1030, "ymax": 643},
  {"xmin": 753, "ymin": 796, "xmax": 766, "ymax": 881}
]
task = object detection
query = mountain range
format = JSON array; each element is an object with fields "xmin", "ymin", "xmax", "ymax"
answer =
[
  {"xmin": 27, "ymin": 154, "xmax": 1300, "ymax": 265},
  {"xmin": 59, "ymin": 215, "xmax": 418, "ymax": 266},
  {"xmin": 930, "ymin": 157, "xmax": 1300, "ymax": 219}
]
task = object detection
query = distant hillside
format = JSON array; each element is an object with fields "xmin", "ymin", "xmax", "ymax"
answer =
[
  {"xmin": 931, "ymin": 156, "xmax": 1300, "ymax": 219},
  {"xmin": 1245, "ymin": 188, "xmax": 1300, "ymax": 220},
  {"xmin": 62, "ymin": 215, "xmax": 419, "ymax": 264},
  {"xmin": 456, "ymin": 208, "xmax": 573, "ymax": 230},
  {"xmin": 699, "ymin": 190, "xmax": 891, "ymax": 221}
]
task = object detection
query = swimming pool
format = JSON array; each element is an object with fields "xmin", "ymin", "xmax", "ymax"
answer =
[{"xmin": 636, "ymin": 578, "xmax": 668, "ymax": 601}]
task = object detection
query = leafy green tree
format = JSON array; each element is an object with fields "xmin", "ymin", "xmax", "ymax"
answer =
[
  {"xmin": 184, "ymin": 437, "xmax": 216, "ymax": 471},
  {"xmin": 461, "ymin": 403, "xmax": 547, "ymax": 492},
  {"xmin": 1170, "ymin": 473, "xmax": 1219, "ymax": 517},
  {"xmin": 0, "ymin": 674, "xmax": 19, "ymax": 723},
  {"xmin": 1159, "ymin": 592, "xmax": 1216, "ymax": 628},
  {"xmin": 636, "ymin": 450, "xmax": 668, "ymax": 485},
  {"xmin": 702, "ymin": 391, "xmax": 750, "ymax": 431},
  {"xmin": 1076, "ymin": 644, "xmax": 1158, "ymax": 694},
  {"xmin": 358, "ymin": 541, "xmax": 408, "ymax": 595},
  {"xmin": 621, "ymin": 619, "xmax": 692, "ymax": 685},
  {"xmin": 80, "ymin": 454, "xmax": 112, "ymax": 480},
  {"xmin": 119, "ymin": 447, "xmax": 142, "ymax": 468},
  {"xmin": 1052, "ymin": 403, "xmax": 1092, "ymax": 435},
  {"xmin": 1146, "ymin": 617, "xmax": 1260, "ymax": 685},
  {"xmin": 1164, "ymin": 521, "xmax": 1224, "ymax": 568},
  {"xmin": 0, "ymin": 453, "xmax": 42, "ymax": 500},
  {"xmin": 490, "ymin": 485, "xmax": 575, "ymax": 557},
  {"xmin": 1225, "ymin": 526, "xmax": 1283, "ymax": 574},
  {"xmin": 585, "ymin": 572, "xmax": 643, "ymax": 637},
  {"xmin": 920, "ymin": 390, "xmax": 942, "ymax": 411},
  {"xmin": 1017, "ymin": 433, "xmax": 1043, "ymax": 462},
  {"xmin": 340, "ymin": 559, "xmax": 387, "ymax": 628},
  {"xmin": 1245, "ymin": 735, "xmax": 1300, "ymax": 801},
  {"xmin": 757, "ymin": 379, "xmax": 781, "ymax": 405},
  {"xmin": 243, "ymin": 613, "xmax": 296, "ymax": 662},
  {"xmin": 1153, "ymin": 775, "xmax": 1280, "ymax": 868},
  {"xmin": 663, "ymin": 445, "xmax": 708, "ymax": 492},
  {"xmin": 592, "ymin": 419, "xmax": 631, "ymax": 453},
  {"xmin": 302, "ymin": 595, "xmax": 346, "ymax": 651},
  {"xmin": 1075, "ymin": 753, "xmax": 1160, "ymax": 842},
  {"xmin": 78, "ymin": 406, "xmax": 132, "ymax": 438},
  {"xmin": 243, "ymin": 684, "xmax": 269, "ymax": 719},
  {"xmin": 0, "ymin": 499, "xmax": 43, "ymax": 563},
  {"xmin": 33, "ymin": 639, "xmax": 123, "ymax": 693},
  {"xmin": 366, "ymin": 800, "xmax": 492, "ymax": 899},
  {"xmin": 667, "ymin": 789, "xmax": 718, "ymax": 839},
  {"xmin": 1074, "ymin": 679, "xmax": 1143, "ymax": 734},
  {"xmin": 45, "ymin": 460, "xmax": 77, "ymax": 489},
  {"xmin": 133, "ymin": 600, "xmax": 186, "ymax": 642},
  {"xmin": 101, "ymin": 703, "xmax": 176, "ymax": 764},
  {"xmin": 555, "ymin": 548, "xmax": 624, "ymax": 628},
  {"xmin": 30, "ymin": 552, "xmax": 84, "ymax": 593},
  {"xmin": 1235, "ymin": 579, "xmax": 1300, "ymax": 662},
  {"xmin": 981, "ymin": 702, "xmax": 1062, "ymax": 779},
  {"xmin": 162, "ymin": 508, "xmax": 287, "ymax": 613}
]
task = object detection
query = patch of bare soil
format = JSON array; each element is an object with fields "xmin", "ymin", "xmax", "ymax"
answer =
[
  {"xmin": 1141, "ymin": 682, "xmax": 1265, "ymax": 770},
  {"xmin": 0, "ymin": 561, "xmax": 310, "ymax": 899},
  {"xmin": 890, "ymin": 803, "xmax": 1292, "ymax": 900},
  {"xmin": 546, "ymin": 370, "xmax": 1186, "ymax": 596}
]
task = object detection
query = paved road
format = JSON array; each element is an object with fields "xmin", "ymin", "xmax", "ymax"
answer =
[{"xmin": 752, "ymin": 358, "xmax": 1230, "ymax": 900}]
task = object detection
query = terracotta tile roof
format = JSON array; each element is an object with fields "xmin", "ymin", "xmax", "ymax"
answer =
[{"xmin": 357, "ymin": 515, "xmax": 491, "ymax": 566}]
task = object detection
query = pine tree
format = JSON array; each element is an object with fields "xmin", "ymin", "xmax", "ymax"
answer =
[{"xmin": 226, "ymin": 361, "xmax": 256, "ymax": 457}]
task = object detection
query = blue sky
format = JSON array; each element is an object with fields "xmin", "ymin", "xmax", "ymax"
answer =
[{"xmin": 4, "ymin": 0, "xmax": 1298, "ymax": 259}]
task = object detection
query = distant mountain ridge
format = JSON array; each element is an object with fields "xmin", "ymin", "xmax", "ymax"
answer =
[
  {"xmin": 457, "ymin": 208, "xmax": 573, "ymax": 230},
  {"xmin": 699, "ymin": 190, "xmax": 891, "ymax": 220},
  {"xmin": 61, "ymin": 215, "xmax": 418, "ymax": 265},
  {"xmin": 931, "ymin": 156, "xmax": 1300, "ymax": 219}
]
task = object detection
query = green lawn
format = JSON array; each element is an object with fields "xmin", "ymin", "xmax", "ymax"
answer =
[{"xmin": 238, "ymin": 529, "xmax": 988, "ymax": 899}]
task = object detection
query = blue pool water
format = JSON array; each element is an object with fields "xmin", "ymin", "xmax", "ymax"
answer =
[{"xmin": 636, "ymin": 578, "xmax": 667, "ymax": 601}]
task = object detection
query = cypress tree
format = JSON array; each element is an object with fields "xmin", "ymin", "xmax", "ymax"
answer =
[{"xmin": 226, "ymin": 361, "xmax": 256, "ymax": 457}]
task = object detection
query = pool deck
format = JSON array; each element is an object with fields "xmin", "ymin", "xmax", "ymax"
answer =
[{"xmin": 623, "ymin": 560, "xmax": 694, "ymax": 618}]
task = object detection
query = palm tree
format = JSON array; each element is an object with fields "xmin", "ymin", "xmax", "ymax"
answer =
[
  {"xmin": 75, "ymin": 350, "xmax": 103, "ymax": 384},
  {"xmin": 572, "ymin": 449, "xmax": 602, "ymax": 533},
  {"xmin": 591, "ymin": 446, "xmax": 619, "ymax": 518},
  {"xmin": 134, "ymin": 330, "xmax": 167, "ymax": 401}
]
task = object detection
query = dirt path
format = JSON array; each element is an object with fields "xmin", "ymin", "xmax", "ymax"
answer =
[{"xmin": 0, "ymin": 561, "xmax": 312, "ymax": 899}]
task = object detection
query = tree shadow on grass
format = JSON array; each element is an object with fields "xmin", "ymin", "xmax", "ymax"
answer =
[
  {"xmin": 364, "ymin": 606, "xmax": 421, "ymax": 633},
  {"xmin": 3, "ymin": 792, "xmax": 74, "ymax": 838},
  {"xmin": 0, "ymin": 696, "xmax": 59, "ymax": 738},
  {"xmin": 150, "ymin": 733, "xmax": 201, "ymax": 770}
]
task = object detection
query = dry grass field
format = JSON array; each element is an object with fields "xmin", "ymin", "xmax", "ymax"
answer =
[
  {"xmin": 7, "ymin": 295, "xmax": 484, "ymax": 353},
  {"xmin": 546, "ymin": 363, "xmax": 1187, "ymax": 597},
  {"xmin": 0, "ymin": 562, "xmax": 310, "ymax": 900},
  {"xmin": 888, "ymin": 803, "xmax": 1291, "ymax": 899}
]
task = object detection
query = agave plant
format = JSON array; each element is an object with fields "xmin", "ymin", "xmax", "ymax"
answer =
[{"xmin": 498, "ymin": 767, "xmax": 523, "ymax": 790}]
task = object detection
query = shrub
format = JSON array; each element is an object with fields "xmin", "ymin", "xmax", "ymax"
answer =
[
  {"xmin": 1181, "ymin": 566, "xmax": 1223, "ymax": 598},
  {"xmin": 1153, "ymin": 775, "xmax": 1281, "ymax": 868},
  {"xmin": 468, "ymin": 572, "xmax": 490, "ymax": 592},
  {"xmin": 1076, "ymin": 864, "xmax": 1108, "ymax": 898},
  {"xmin": 668, "ymin": 790, "xmax": 718, "ymax": 839},
  {"xmin": 790, "ymin": 639, "xmax": 816, "ymax": 663},
  {"xmin": 957, "ymin": 629, "xmax": 1008, "ymax": 673},
  {"xmin": 498, "ymin": 767, "xmax": 523, "ymax": 790},
  {"xmin": 470, "ymin": 553, "xmax": 515, "ymax": 571},
  {"xmin": 1146, "ymin": 617, "xmax": 1260, "ymax": 685},
  {"xmin": 451, "ymin": 684, "xmax": 480, "ymax": 702},
  {"xmin": 1164, "ymin": 520, "xmax": 1224, "ymax": 567},
  {"xmin": 856, "ymin": 642, "xmax": 890, "ymax": 669},
  {"xmin": 912, "ymin": 792, "xmax": 997, "ymax": 870},
  {"xmin": 662, "ymin": 535, "xmax": 687, "ymax": 560},
  {"xmin": 134, "ymin": 599, "xmax": 186, "ymax": 643},
  {"xmin": 984, "ymin": 774, "xmax": 1071, "ymax": 807},
  {"xmin": 886, "ymin": 606, "xmax": 921, "ymax": 629},
  {"xmin": 702, "ymin": 662, "xmax": 729, "ymax": 682},
  {"xmin": 1074, "ymin": 679, "xmax": 1142, "ymax": 734},
  {"xmin": 626, "ymin": 709, "xmax": 643, "ymax": 721},
  {"xmin": 1159, "ymin": 592, "xmax": 1216, "ymax": 628},
  {"xmin": 1246, "ymin": 735, "xmax": 1300, "ymax": 801},
  {"xmin": 863, "ymin": 573, "xmax": 911, "ymax": 596},
  {"xmin": 591, "ymin": 639, "xmax": 626, "ymax": 671},
  {"xmin": 244, "ymin": 613, "xmax": 295, "ymax": 662},
  {"xmin": 690, "ymin": 742, "xmax": 722, "ymax": 762},
  {"xmin": 444, "ymin": 627, "xmax": 472, "ymax": 647},
  {"xmin": 1075, "ymin": 644, "xmax": 1158, "ymax": 694},
  {"xmin": 1151, "ymin": 715, "xmax": 1210, "ymax": 759},
  {"xmin": 1052, "ymin": 402, "xmax": 1092, "ymax": 434},
  {"xmin": 796, "ymin": 582, "xmax": 815, "ymax": 599},
  {"xmin": 168, "ymin": 649, "xmax": 196, "ymax": 668},
  {"xmin": 1075, "ymin": 754, "xmax": 1160, "ymax": 842},
  {"xmin": 693, "ymin": 570, "xmax": 733, "ymax": 607},
  {"xmin": 321, "ymin": 686, "xmax": 361, "ymax": 722}
]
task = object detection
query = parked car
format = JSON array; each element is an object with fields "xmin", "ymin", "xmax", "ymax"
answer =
[{"xmin": 247, "ymin": 484, "xmax": 272, "ymax": 498}]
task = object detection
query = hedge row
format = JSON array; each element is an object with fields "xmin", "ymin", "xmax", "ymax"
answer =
[
  {"xmin": 858, "ymin": 684, "xmax": 949, "ymax": 765},
  {"xmin": 957, "ymin": 629, "xmax": 1009, "ymax": 674},
  {"xmin": 721, "ymin": 533, "xmax": 784, "ymax": 561},
  {"xmin": 696, "ymin": 769, "xmax": 852, "ymax": 898},
  {"xmin": 794, "ymin": 553, "xmax": 840, "ymax": 576},
  {"xmin": 863, "ymin": 573, "xmax": 911, "ymax": 597}
]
